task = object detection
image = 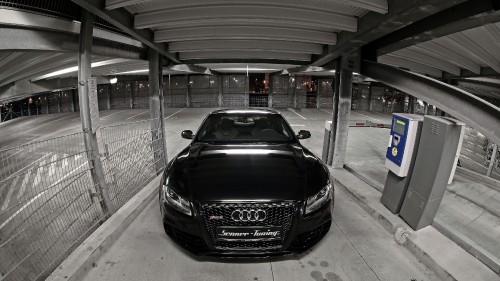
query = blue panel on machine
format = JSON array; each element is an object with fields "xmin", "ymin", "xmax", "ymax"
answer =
[{"xmin": 386, "ymin": 116, "xmax": 409, "ymax": 166}]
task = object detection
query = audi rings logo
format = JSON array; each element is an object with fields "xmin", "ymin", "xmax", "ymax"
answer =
[{"xmin": 231, "ymin": 209, "xmax": 266, "ymax": 222}]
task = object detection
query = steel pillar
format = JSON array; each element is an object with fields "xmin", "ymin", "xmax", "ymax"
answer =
[
  {"xmin": 487, "ymin": 144, "xmax": 498, "ymax": 177},
  {"xmin": 107, "ymin": 84, "xmax": 112, "ymax": 110},
  {"xmin": 361, "ymin": 60, "xmax": 500, "ymax": 145},
  {"xmin": 218, "ymin": 75, "xmax": 223, "ymax": 107},
  {"xmin": 327, "ymin": 60, "xmax": 341, "ymax": 166},
  {"xmin": 129, "ymin": 81, "xmax": 134, "ymax": 109},
  {"xmin": 186, "ymin": 75, "xmax": 191, "ymax": 107},
  {"xmin": 331, "ymin": 61, "xmax": 353, "ymax": 168},
  {"xmin": 148, "ymin": 49, "xmax": 168, "ymax": 173},
  {"xmin": 368, "ymin": 85, "xmax": 373, "ymax": 111},
  {"xmin": 78, "ymin": 10, "xmax": 114, "ymax": 216}
]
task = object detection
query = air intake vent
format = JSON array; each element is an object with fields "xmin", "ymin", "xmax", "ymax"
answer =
[{"xmin": 430, "ymin": 123, "xmax": 440, "ymax": 135}]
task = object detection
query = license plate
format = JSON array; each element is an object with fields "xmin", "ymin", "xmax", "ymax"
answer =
[{"xmin": 216, "ymin": 226, "xmax": 282, "ymax": 241}]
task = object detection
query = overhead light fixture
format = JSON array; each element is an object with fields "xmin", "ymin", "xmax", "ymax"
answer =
[
  {"xmin": 110, "ymin": 77, "xmax": 117, "ymax": 84},
  {"xmin": 114, "ymin": 69, "xmax": 149, "ymax": 75},
  {"xmin": 31, "ymin": 58, "xmax": 130, "ymax": 81}
]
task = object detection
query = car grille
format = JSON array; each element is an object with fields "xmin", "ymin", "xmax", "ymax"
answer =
[{"xmin": 199, "ymin": 201, "xmax": 297, "ymax": 250}]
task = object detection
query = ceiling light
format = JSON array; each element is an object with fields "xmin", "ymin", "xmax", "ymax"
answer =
[{"xmin": 110, "ymin": 77, "xmax": 117, "ymax": 84}]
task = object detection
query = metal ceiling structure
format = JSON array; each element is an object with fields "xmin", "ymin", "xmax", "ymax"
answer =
[{"xmin": 0, "ymin": 0, "xmax": 500, "ymax": 102}]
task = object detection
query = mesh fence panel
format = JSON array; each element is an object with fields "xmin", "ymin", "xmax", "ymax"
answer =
[
  {"xmin": 0, "ymin": 133, "xmax": 104, "ymax": 281},
  {"xmin": 100, "ymin": 118, "xmax": 165, "ymax": 209}
]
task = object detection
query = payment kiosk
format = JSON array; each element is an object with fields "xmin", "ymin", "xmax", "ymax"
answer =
[{"xmin": 381, "ymin": 113, "xmax": 423, "ymax": 214}]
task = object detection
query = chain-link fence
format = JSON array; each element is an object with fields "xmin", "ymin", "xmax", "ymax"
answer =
[
  {"xmin": 100, "ymin": 118, "xmax": 165, "ymax": 209},
  {"xmin": 459, "ymin": 126, "xmax": 500, "ymax": 180},
  {"xmin": 0, "ymin": 118, "xmax": 166, "ymax": 281},
  {"xmin": 0, "ymin": 133, "xmax": 102, "ymax": 281}
]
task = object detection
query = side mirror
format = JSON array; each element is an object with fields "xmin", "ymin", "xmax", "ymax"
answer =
[
  {"xmin": 181, "ymin": 130, "xmax": 194, "ymax": 139},
  {"xmin": 297, "ymin": 130, "xmax": 311, "ymax": 139}
]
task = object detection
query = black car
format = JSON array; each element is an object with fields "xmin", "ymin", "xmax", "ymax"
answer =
[{"xmin": 159, "ymin": 109, "xmax": 333, "ymax": 256}]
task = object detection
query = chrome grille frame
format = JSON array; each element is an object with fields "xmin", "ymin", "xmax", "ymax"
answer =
[{"xmin": 199, "ymin": 201, "xmax": 297, "ymax": 250}]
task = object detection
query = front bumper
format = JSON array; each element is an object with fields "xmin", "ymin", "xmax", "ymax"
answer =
[{"xmin": 160, "ymin": 198, "xmax": 333, "ymax": 256}]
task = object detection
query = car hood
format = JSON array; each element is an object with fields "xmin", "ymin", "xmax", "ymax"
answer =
[{"xmin": 166, "ymin": 143, "xmax": 329, "ymax": 202}]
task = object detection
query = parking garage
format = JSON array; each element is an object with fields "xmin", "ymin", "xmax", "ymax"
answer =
[{"xmin": 1, "ymin": 1, "xmax": 500, "ymax": 281}]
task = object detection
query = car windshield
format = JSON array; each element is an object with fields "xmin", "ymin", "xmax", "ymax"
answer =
[{"xmin": 195, "ymin": 113, "xmax": 295, "ymax": 143}]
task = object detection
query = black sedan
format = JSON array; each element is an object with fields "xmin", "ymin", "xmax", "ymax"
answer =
[{"xmin": 159, "ymin": 109, "xmax": 333, "ymax": 256}]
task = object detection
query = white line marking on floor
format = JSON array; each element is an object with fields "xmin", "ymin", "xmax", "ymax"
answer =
[
  {"xmin": 1, "ymin": 176, "xmax": 20, "ymax": 211},
  {"xmin": 101, "ymin": 109, "xmax": 128, "ymax": 119},
  {"xmin": 126, "ymin": 110, "xmax": 149, "ymax": 120},
  {"xmin": 287, "ymin": 108, "xmax": 307, "ymax": 120},
  {"xmin": 2, "ymin": 153, "xmax": 50, "ymax": 183},
  {"xmin": 351, "ymin": 111, "xmax": 381, "ymax": 122},
  {"xmin": 164, "ymin": 108, "xmax": 186, "ymax": 119},
  {"xmin": 75, "ymin": 154, "xmax": 82, "ymax": 161},
  {"xmin": 48, "ymin": 154, "xmax": 57, "ymax": 177},
  {"xmin": 33, "ymin": 160, "xmax": 45, "ymax": 186},
  {"xmin": 17, "ymin": 170, "xmax": 32, "ymax": 199},
  {"xmin": 62, "ymin": 154, "xmax": 68, "ymax": 168},
  {"xmin": 0, "ymin": 162, "xmax": 87, "ymax": 230},
  {"xmin": 290, "ymin": 124, "xmax": 306, "ymax": 127},
  {"xmin": 320, "ymin": 109, "xmax": 333, "ymax": 115},
  {"xmin": 2, "ymin": 149, "xmax": 23, "ymax": 162},
  {"xmin": 360, "ymin": 110, "xmax": 391, "ymax": 119}
]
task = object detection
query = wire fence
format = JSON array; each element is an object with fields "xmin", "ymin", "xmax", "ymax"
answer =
[
  {"xmin": 100, "ymin": 118, "xmax": 165, "ymax": 209},
  {"xmin": 0, "ymin": 133, "xmax": 102, "ymax": 281},
  {"xmin": 459, "ymin": 126, "xmax": 499, "ymax": 180},
  {"xmin": 0, "ymin": 119, "xmax": 166, "ymax": 281}
]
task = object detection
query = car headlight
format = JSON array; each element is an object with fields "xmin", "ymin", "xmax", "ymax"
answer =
[
  {"xmin": 162, "ymin": 184, "xmax": 192, "ymax": 216},
  {"xmin": 305, "ymin": 183, "xmax": 333, "ymax": 215}
]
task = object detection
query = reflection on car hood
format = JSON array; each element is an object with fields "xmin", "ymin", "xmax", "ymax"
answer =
[{"xmin": 166, "ymin": 143, "xmax": 329, "ymax": 202}]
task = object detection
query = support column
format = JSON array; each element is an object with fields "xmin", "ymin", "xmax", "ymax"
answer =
[
  {"xmin": 327, "ymin": 52, "xmax": 357, "ymax": 168},
  {"xmin": 487, "ymin": 144, "xmax": 498, "ymax": 177},
  {"xmin": 129, "ymin": 81, "xmax": 134, "ymax": 109},
  {"xmin": 368, "ymin": 85, "xmax": 373, "ymax": 111},
  {"xmin": 107, "ymin": 84, "xmax": 112, "ymax": 110},
  {"xmin": 186, "ymin": 75, "xmax": 191, "ymax": 107},
  {"xmin": 408, "ymin": 95, "xmax": 415, "ymax": 114},
  {"xmin": 70, "ymin": 89, "xmax": 76, "ymax": 112},
  {"xmin": 148, "ymin": 49, "xmax": 168, "ymax": 173},
  {"xmin": 78, "ymin": 10, "xmax": 114, "ymax": 216},
  {"xmin": 45, "ymin": 97, "xmax": 49, "ymax": 114},
  {"xmin": 268, "ymin": 75, "xmax": 273, "ymax": 108},
  {"xmin": 327, "ymin": 60, "xmax": 341, "ymax": 166},
  {"xmin": 218, "ymin": 75, "xmax": 223, "ymax": 107},
  {"xmin": 58, "ymin": 92, "xmax": 62, "ymax": 113}
]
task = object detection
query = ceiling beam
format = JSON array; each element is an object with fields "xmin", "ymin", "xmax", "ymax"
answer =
[
  {"xmin": 183, "ymin": 59, "xmax": 309, "ymax": 66},
  {"xmin": 442, "ymin": 67, "xmax": 500, "ymax": 79},
  {"xmin": 179, "ymin": 51, "xmax": 311, "ymax": 62},
  {"xmin": 71, "ymin": 0, "xmax": 180, "ymax": 63},
  {"xmin": 311, "ymin": 0, "xmax": 469, "ymax": 66},
  {"xmin": 156, "ymin": 26, "xmax": 337, "ymax": 45},
  {"xmin": 106, "ymin": 0, "xmax": 151, "ymax": 10},
  {"xmin": 135, "ymin": 6, "xmax": 357, "ymax": 32},
  {"xmin": 413, "ymin": 42, "xmax": 481, "ymax": 74},
  {"xmin": 366, "ymin": 0, "xmax": 500, "ymax": 56},
  {"xmin": 444, "ymin": 33, "xmax": 500, "ymax": 73},
  {"xmin": 393, "ymin": 48, "xmax": 461, "ymax": 75},
  {"xmin": 0, "ymin": 8, "xmax": 142, "ymax": 48},
  {"xmin": 169, "ymin": 40, "xmax": 323, "ymax": 55},
  {"xmin": 0, "ymin": 27, "xmax": 145, "ymax": 59},
  {"xmin": 361, "ymin": 60, "xmax": 500, "ymax": 145},
  {"xmin": 378, "ymin": 55, "xmax": 443, "ymax": 77},
  {"xmin": 378, "ymin": 11, "xmax": 500, "ymax": 56}
]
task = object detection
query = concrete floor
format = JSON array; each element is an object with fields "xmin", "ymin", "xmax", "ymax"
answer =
[{"xmin": 1, "ymin": 108, "xmax": 441, "ymax": 281}]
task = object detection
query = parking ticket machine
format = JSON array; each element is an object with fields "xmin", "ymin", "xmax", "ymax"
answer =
[{"xmin": 381, "ymin": 113, "xmax": 423, "ymax": 214}]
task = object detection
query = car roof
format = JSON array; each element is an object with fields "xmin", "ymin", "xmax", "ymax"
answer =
[{"xmin": 210, "ymin": 109, "xmax": 280, "ymax": 115}]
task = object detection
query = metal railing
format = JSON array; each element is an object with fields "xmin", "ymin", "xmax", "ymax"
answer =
[{"xmin": 0, "ymin": 118, "xmax": 166, "ymax": 281}]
